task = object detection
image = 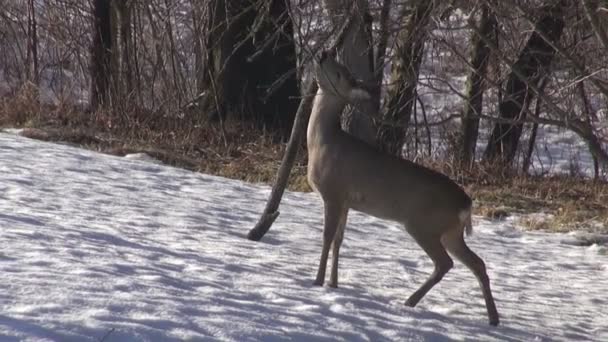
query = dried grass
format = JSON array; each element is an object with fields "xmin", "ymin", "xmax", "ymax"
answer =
[{"xmin": 1, "ymin": 95, "xmax": 606, "ymax": 233}]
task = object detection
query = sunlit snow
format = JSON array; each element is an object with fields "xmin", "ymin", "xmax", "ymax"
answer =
[{"xmin": 0, "ymin": 132, "xmax": 607, "ymax": 341}]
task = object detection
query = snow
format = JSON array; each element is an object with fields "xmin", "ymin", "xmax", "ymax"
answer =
[{"xmin": 0, "ymin": 131, "xmax": 607, "ymax": 341}]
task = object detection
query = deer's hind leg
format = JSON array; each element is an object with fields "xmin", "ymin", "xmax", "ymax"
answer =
[
  {"xmin": 405, "ymin": 227, "xmax": 454, "ymax": 307},
  {"xmin": 314, "ymin": 200, "xmax": 347, "ymax": 286},
  {"xmin": 441, "ymin": 228, "xmax": 500, "ymax": 326}
]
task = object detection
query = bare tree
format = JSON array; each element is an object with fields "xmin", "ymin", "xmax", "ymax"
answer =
[
  {"xmin": 115, "ymin": 0, "xmax": 134, "ymax": 98},
  {"xmin": 379, "ymin": 0, "xmax": 435, "ymax": 155},
  {"xmin": 459, "ymin": 4, "xmax": 496, "ymax": 166},
  {"xmin": 522, "ymin": 78, "xmax": 547, "ymax": 174},
  {"xmin": 483, "ymin": 1, "xmax": 566, "ymax": 165},
  {"xmin": 25, "ymin": 0, "xmax": 38, "ymax": 85},
  {"xmin": 204, "ymin": 0, "xmax": 299, "ymax": 138},
  {"xmin": 90, "ymin": 0, "xmax": 113, "ymax": 110}
]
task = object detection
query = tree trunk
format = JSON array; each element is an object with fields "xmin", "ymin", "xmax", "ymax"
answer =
[
  {"xmin": 483, "ymin": 1, "xmax": 565, "ymax": 165},
  {"xmin": 459, "ymin": 5, "xmax": 496, "ymax": 166},
  {"xmin": 90, "ymin": 0, "xmax": 113, "ymax": 110},
  {"xmin": 379, "ymin": 0, "xmax": 434, "ymax": 156},
  {"xmin": 522, "ymin": 78, "xmax": 547, "ymax": 174},
  {"xmin": 205, "ymin": 0, "xmax": 299, "ymax": 139},
  {"xmin": 164, "ymin": 0, "xmax": 185, "ymax": 107},
  {"xmin": 322, "ymin": 0, "xmax": 377, "ymax": 145},
  {"xmin": 578, "ymin": 78, "xmax": 602, "ymax": 179},
  {"xmin": 570, "ymin": 119, "xmax": 608, "ymax": 169},
  {"xmin": 26, "ymin": 0, "xmax": 38, "ymax": 85},
  {"xmin": 192, "ymin": 0, "xmax": 207, "ymax": 102},
  {"xmin": 375, "ymin": 0, "xmax": 392, "ymax": 91},
  {"xmin": 116, "ymin": 0, "xmax": 133, "ymax": 97},
  {"xmin": 247, "ymin": 81, "xmax": 318, "ymax": 241}
]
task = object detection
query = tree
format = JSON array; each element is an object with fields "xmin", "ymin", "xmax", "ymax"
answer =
[
  {"xmin": 114, "ymin": 0, "xmax": 134, "ymax": 98},
  {"xmin": 204, "ymin": 0, "xmax": 299, "ymax": 139},
  {"xmin": 483, "ymin": 1, "xmax": 565, "ymax": 165},
  {"xmin": 247, "ymin": 3, "xmax": 370, "ymax": 241},
  {"xmin": 90, "ymin": 0, "xmax": 113, "ymax": 110},
  {"xmin": 25, "ymin": 0, "xmax": 38, "ymax": 85},
  {"xmin": 459, "ymin": 5, "xmax": 496, "ymax": 165},
  {"xmin": 379, "ymin": 0, "xmax": 434, "ymax": 156}
]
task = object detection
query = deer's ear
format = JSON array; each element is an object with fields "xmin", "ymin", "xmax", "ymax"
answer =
[{"xmin": 349, "ymin": 88, "xmax": 371, "ymax": 101}]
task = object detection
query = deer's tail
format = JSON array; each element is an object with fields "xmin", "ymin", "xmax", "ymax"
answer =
[{"xmin": 459, "ymin": 207, "xmax": 473, "ymax": 236}]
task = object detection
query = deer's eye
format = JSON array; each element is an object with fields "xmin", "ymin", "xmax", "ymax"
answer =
[{"xmin": 336, "ymin": 72, "xmax": 341, "ymax": 79}]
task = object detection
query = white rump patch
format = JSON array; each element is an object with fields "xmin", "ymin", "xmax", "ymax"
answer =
[
  {"xmin": 459, "ymin": 208, "xmax": 473, "ymax": 236},
  {"xmin": 458, "ymin": 209, "xmax": 469, "ymax": 224}
]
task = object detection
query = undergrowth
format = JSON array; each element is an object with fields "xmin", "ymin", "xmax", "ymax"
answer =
[{"xmin": 1, "ymin": 89, "xmax": 606, "ymax": 234}]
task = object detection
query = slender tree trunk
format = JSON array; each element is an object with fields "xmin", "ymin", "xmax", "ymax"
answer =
[
  {"xmin": 116, "ymin": 0, "xmax": 133, "ymax": 96},
  {"xmin": 375, "ymin": 0, "xmax": 392, "ymax": 96},
  {"xmin": 570, "ymin": 119, "xmax": 608, "ymax": 168},
  {"xmin": 459, "ymin": 5, "xmax": 496, "ymax": 166},
  {"xmin": 164, "ymin": 0, "xmax": 184, "ymax": 106},
  {"xmin": 578, "ymin": 79, "xmax": 602, "ymax": 179},
  {"xmin": 90, "ymin": 0, "xmax": 114, "ymax": 110},
  {"xmin": 192, "ymin": 0, "xmax": 207, "ymax": 101},
  {"xmin": 247, "ymin": 81, "xmax": 318, "ymax": 241},
  {"xmin": 379, "ymin": 0, "xmax": 434, "ymax": 156},
  {"xmin": 26, "ymin": 0, "xmax": 38, "ymax": 85},
  {"xmin": 483, "ymin": 1, "xmax": 565, "ymax": 165},
  {"xmin": 522, "ymin": 79, "xmax": 547, "ymax": 173}
]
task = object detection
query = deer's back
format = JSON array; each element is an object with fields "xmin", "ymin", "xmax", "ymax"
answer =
[{"xmin": 308, "ymin": 132, "xmax": 471, "ymax": 228}]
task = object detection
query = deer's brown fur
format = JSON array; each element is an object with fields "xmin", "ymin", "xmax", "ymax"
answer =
[{"xmin": 307, "ymin": 52, "xmax": 499, "ymax": 326}]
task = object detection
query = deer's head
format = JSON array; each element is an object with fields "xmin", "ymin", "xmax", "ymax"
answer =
[{"xmin": 314, "ymin": 51, "xmax": 371, "ymax": 103}]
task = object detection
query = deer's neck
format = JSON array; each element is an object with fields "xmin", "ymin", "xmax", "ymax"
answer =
[{"xmin": 307, "ymin": 89, "xmax": 346, "ymax": 149}]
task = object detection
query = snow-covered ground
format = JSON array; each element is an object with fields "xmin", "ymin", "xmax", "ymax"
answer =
[{"xmin": 1, "ymin": 132, "xmax": 607, "ymax": 341}]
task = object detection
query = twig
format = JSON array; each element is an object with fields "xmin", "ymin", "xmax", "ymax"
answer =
[{"xmin": 99, "ymin": 328, "xmax": 115, "ymax": 342}]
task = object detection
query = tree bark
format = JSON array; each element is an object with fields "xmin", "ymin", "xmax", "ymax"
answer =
[
  {"xmin": 578, "ymin": 78, "xmax": 602, "ymax": 179},
  {"xmin": 522, "ymin": 79, "xmax": 547, "ymax": 173},
  {"xmin": 192, "ymin": 0, "xmax": 207, "ymax": 102},
  {"xmin": 379, "ymin": 0, "xmax": 434, "ymax": 156},
  {"xmin": 114, "ymin": 0, "xmax": 134, "ymax": 94},
  {"xmin": 483, "ymin": 1, "xmax": 565, "ymax": 165},
  {"xmin": 374, "ymin": 0, "xmax": 392, "ymax": 106},
  {"xmin": 26, "ymin": 0, "xmax": 38, "ymax": 85},
  {"xmin": 90, "ymin": 0, "xmax": 113, "ymax": 110},
  {"xmin": 459, "ymin": 5, "xmax": 496, "ymax": 166}
]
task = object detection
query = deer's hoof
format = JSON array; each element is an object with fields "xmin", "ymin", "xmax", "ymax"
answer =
[
  {"xmin": 313, "ymin": 279, "xmax": 324, "ymax": 287},
  {"xmin": 328, "ymin": 282, "xmax": 338, "ymax": 288},
  {"xmin": 489, "ymin": 317, "xmax": 500, "ymax": 326}
]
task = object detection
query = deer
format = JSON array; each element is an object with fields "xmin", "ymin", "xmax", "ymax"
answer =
[{"xmin": 307, "ymin": 51, "xmax": 500, "ymax": 326}]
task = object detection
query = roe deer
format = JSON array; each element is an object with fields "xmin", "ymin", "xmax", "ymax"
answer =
[{"xmin": 307, "ymin": 51, "xmax": 499, "ymax": 326}]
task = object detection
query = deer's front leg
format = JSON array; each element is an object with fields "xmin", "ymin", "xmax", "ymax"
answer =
[
  {"xmin": 329, "ymin": 208, "xmax": 348, "ymax": 288},
  {"xmin": 314, "ymin": 201, "xmax": 344, "ymax": 286}
]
